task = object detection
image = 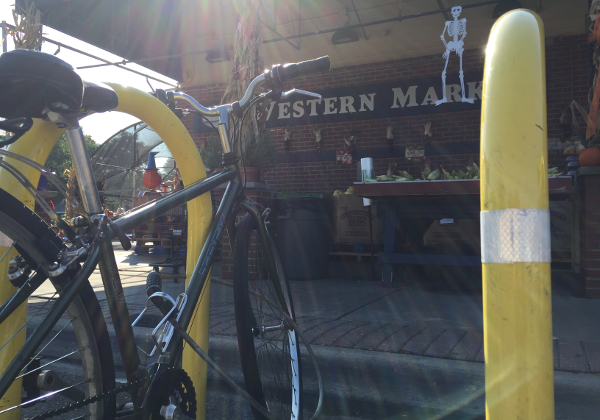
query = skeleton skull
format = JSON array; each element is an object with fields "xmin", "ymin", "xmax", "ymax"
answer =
[{"xmin": 451, "ymin": 6, "xmax": 462, "ymax": 17}]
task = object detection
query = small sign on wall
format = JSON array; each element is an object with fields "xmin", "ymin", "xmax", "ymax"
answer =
[
  {"xmin": 336, "ymin": 151, "xmax": 352, "ymax": 164},
  {"xmin": 405, "ymin": 146, "xmax": 425, "ymax": 160}
]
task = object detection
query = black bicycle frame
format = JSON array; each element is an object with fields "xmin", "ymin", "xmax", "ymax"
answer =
[
  {"xmin": 0, "ymin": 162, "xmax": 288, "ymax": 401},
  {"xmin": 0, "ymin": 167, "xmax": 241, "ymax": 397}
]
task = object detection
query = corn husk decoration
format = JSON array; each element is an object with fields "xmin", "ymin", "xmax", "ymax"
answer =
[
  {"xmin": 424, "ymin": 121, "xmax": 432, "ymax": 137},
  {"xmin": 421, "ymin": 160, "xmax": 432, "ymax": 179},
  {"xmin": 284, "ymin": 126, "xmax": 293, "ymax": 149},
  {"xmin": 10, "ymin": 1, "xmax": 43, "ymax": 50},
  {"xmin": 387, "ymin": 161, "xmax": 397, "ymax": 176},
  {"xmin": 314, "ymin": 128, "xmax": 322, "ymax": 152}
]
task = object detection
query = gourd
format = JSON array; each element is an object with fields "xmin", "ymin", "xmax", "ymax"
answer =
[{"xmin": 579, "ymin": 147, "xmax": 600, "ymax": 167}]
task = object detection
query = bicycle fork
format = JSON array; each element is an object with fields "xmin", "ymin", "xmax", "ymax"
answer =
[{"xmin": 48, "ymin": 112, "xmax": 142, "ymax": 381}]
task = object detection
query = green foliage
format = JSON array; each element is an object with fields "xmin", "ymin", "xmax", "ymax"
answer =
[
  {"xmin": 199, "ymin": 131, "xmax": 278, "ymax": 180},
  {"xmin": 243, "ymin": 130, "xmax": 277, "ymax": 176},
  {"xmin": 199, "ymin": 135, "xmax": 223, "ymax": 172},
  {"xmin": 45, "ymin": 134, "xmax": 98, "ymax": 187}
]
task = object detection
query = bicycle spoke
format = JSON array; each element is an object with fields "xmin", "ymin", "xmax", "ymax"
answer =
[
  {"xmin": 20, "ymin": 316, "xmax": 76, "ymax": 374},
  {"xmin": 16, "ymin": 348, "xmax": 85, "ymax": 380},
  {"xmin": 0, "ymin": 379, "xmax": 89, "ymax": 415},
  {"xmin": 0, "ymin": 290, "xmax": 58, "ymax": 353}
]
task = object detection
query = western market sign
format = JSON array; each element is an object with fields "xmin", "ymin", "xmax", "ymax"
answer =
[{"xmin": 194, "ymin": 72, "xmax": 483, "ymax": 133}]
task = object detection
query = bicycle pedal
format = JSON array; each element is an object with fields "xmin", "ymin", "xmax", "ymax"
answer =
[{"xmin": 146, "ymin": 269, "xmax": 162, "ymax": 296}]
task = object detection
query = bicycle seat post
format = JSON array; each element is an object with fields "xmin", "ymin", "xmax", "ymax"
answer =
[{"xmin": 47, "ymin": 111, "xmax": 103, "ymax": 215}]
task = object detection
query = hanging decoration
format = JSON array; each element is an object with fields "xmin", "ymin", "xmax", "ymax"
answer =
[
  {"xmin": 436, "ymin": 6, "xmax": 473, "ymax": 105},
  {"xmin": 10, "ymin": 0, "xmax": 43, "ymax": 51},
  {"xmin": 314, "ymin": 128, "xmax": 323, "ymax": 153},
  {"xmin": 283, "ymin": 126, "xmax": 293, "ymax": 150},
  {"xmin": 424, "ymin": 121, "xmax": 433, "ymax": 136},
  {"xmin": 337, "ymin": 135, "xmax": 356, "ymax": 164},
  {"xmin": 386, "ymin": 125, "xmax": 394, "ymax": 151}
]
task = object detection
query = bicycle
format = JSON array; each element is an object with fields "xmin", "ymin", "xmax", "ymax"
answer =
[{"xmin": 0, "ymin": 48, "xmax": 329, "ymax": 420}]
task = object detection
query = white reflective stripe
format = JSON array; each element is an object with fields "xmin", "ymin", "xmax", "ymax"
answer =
[{"xmin": 480, "ymin": 209, "xmax": 551, "ymax": 264}]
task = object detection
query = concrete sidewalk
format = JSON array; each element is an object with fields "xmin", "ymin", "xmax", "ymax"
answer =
[{"xmin": 27, "ymin": 246, "xmax": 600, "ymax": 374}]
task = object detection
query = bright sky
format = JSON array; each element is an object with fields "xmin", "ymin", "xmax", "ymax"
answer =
[{"xmin": 1, "ymin": 3, "xmax": 178, "ymax": 144}]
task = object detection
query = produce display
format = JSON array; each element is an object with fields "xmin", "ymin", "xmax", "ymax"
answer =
[
  {"xmin": 365, "ymin": 161, "xmax": 481, "ymax": 182},
  {"xmin": 362, "ymin": 161, "xmax": 563, "ymax": 183}
]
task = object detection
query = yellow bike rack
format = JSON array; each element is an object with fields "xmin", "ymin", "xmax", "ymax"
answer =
[
  {"xmin": 481, "ymin": 10, "xmax": 554, "ymax": 419},
  {"xmin": 0, "ymin": 85, "xmax": 213, "ymax": 419}
]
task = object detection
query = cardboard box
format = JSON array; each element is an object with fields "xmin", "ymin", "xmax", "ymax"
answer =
[
  {"xmin": 332, "ymin": 194, "xmax": 382, "ymax": 244},
  {"xmin": 423, "ymin": 219, "xmax": 480, "ymax": 253},
  {"xmin": 550, "ymin": 201, "xmax": 572, "ymax": 251}
]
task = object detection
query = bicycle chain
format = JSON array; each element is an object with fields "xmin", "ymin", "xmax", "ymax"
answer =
[{"xmin": 25, "ymin": 377, "xmax": 145, "ymax": 420}]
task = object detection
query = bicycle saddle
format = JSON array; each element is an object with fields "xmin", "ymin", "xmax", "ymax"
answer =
[{"xmin": 0, "ymin": 49, "xmax": 118, "ymax": 119}]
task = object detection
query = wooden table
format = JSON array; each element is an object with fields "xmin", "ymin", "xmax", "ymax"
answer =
[{"xmin": 354, "ymin": 177, "xmax": 574, "ymax": 286}]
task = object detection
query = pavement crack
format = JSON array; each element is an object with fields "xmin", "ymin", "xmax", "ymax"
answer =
[{"xmin": 333, "ymin": 287, "xmax": 403, "ymax": 321}]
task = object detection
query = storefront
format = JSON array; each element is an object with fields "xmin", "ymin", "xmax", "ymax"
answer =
[
  {"xmin": 33, "ymin": 0, "xmax": 594, "ymax": 290},
  {"xmin": 175, "ymin": 2, "xmax": 590, "ymax": 289}
]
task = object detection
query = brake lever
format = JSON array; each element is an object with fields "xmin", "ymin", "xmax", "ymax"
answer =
[{"xmin": 280, "ymin": 89, "xmax": 322, "ymax": 100}]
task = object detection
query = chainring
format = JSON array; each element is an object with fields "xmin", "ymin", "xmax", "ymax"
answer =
[{"xmin": 146, "ymin": 367, "xmax": 197, "ymax": 419}]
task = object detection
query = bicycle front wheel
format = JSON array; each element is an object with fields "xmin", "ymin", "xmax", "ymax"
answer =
[
  {"xmin": 0, "ymin": 188, "xmax": 115, "ymax": 419},
  {"xmin": 233, "ymin": 213, "xmax": 303, "ymax": 420}
]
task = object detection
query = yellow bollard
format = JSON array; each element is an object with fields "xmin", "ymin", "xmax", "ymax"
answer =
[
  {"xmin": 0, "ymin": 86, "xmax": 212, "ymax": 419},
  {"xmin": 0, "ymin": 120, "xmax": 64, "ymax": 418},
  {"xmin": 107, "ymin": 84, "xmax": 213, "ymax": 420},
  {"xmin": 481, "ymin": 10, "xmax": 554, "ymax": 420}
]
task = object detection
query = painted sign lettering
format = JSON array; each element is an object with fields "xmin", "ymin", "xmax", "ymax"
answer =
[{"xmin": 195, "ymin": 72, "xmax": 483, "ymax": 133}]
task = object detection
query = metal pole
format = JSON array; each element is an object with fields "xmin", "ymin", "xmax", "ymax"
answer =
[
  {"xmin": 368, "ymin": 205, "xmax": 375, "ymax": 280},
  {"xmin": 107, "ymin": 84, "xmax": 213, "ymax": 420},
  {"xmin": 480, "ymin": 10, "xmax": 554, "ymax": 419}
]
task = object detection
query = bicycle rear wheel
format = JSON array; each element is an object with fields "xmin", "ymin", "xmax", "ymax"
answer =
[
  {"xmin": 0, "ymin": 188, "xmax": 115, "ymax": 419},
  {"xmin": 233, "ymin": 213, "xmax": 302, "ymax": 420}
]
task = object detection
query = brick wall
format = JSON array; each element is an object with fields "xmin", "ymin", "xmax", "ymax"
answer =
[
  {"xmin": 211, "ymin": 185, "xmax": 277, "ymax": 279},
  {"xmin": 182, "ymin": 34, "xmax": 589, "ymax": 195}
]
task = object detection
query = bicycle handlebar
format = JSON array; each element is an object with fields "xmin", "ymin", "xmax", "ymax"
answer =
[
  {"xmin": 273, "ymin": 56, "xmax": 331, "ymax": 83},
  {"xmin": 173, "ymin": 56, "xmax": 330, "ymax": 118}
]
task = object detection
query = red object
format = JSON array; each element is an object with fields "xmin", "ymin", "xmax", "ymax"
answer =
[
  {"xmin": 143, "ymin": 169, "xmax": 162, "ymax": 189},
  {"xmin": 579, "ymin": 147, "xmax": 600, "ymax": 167}
]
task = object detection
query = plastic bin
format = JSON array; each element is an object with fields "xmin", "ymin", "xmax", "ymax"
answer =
[{"xmin": 277, "ymin": 194, "xmax": 330, "ymax": 280}]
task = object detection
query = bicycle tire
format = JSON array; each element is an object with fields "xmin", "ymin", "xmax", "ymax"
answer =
[
  {"xmin": 233, "ymin": 213, "xmax": 303, "ymax": 420},
  {"xmin": 0, "ymin": 188, "xmax": 115, "ymax": 419}
]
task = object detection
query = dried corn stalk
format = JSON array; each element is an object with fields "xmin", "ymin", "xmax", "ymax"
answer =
[
  {"xmin": 11, "ymin": 1, "xmax": 43, "ymax": 50},
  {"xmin": 221, "ymin": 0, "xmax": 265, "ymax": 151}
]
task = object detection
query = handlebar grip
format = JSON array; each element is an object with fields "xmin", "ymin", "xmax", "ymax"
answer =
[{"xmin": 278, "ymin": 56, "xmax": 330, "ymax": 82}]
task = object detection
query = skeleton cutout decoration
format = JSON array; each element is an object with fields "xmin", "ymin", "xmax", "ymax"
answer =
[
  {"xmin": 283, "ymin": 126, "xmax": 293, "ymax": 150},
  {"xmin": 314, "ymin": 128, "xmax": 322, "ymax": 152},
  {"xmin": 436, "ymin": 6, "xmax": 474, "ymax": 106}
]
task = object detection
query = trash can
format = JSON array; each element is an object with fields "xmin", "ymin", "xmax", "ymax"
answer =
[{"xmin": 277, "ymin": 194, "xmax": 330, "ymax": 280}]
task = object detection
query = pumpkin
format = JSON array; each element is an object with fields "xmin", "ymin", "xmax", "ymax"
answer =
[
  {"xmin": 143, "ymin": 169, "xmax": 162, "ymax": 189},
  {"xmin": 578, "ymin": 147, "xmax": 600, "ymax": 167}
]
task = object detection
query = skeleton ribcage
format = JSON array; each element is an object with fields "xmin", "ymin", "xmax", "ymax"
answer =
[{"xmin": 447, "ymin": 20, "xmax": 466, "ymax": 37}]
